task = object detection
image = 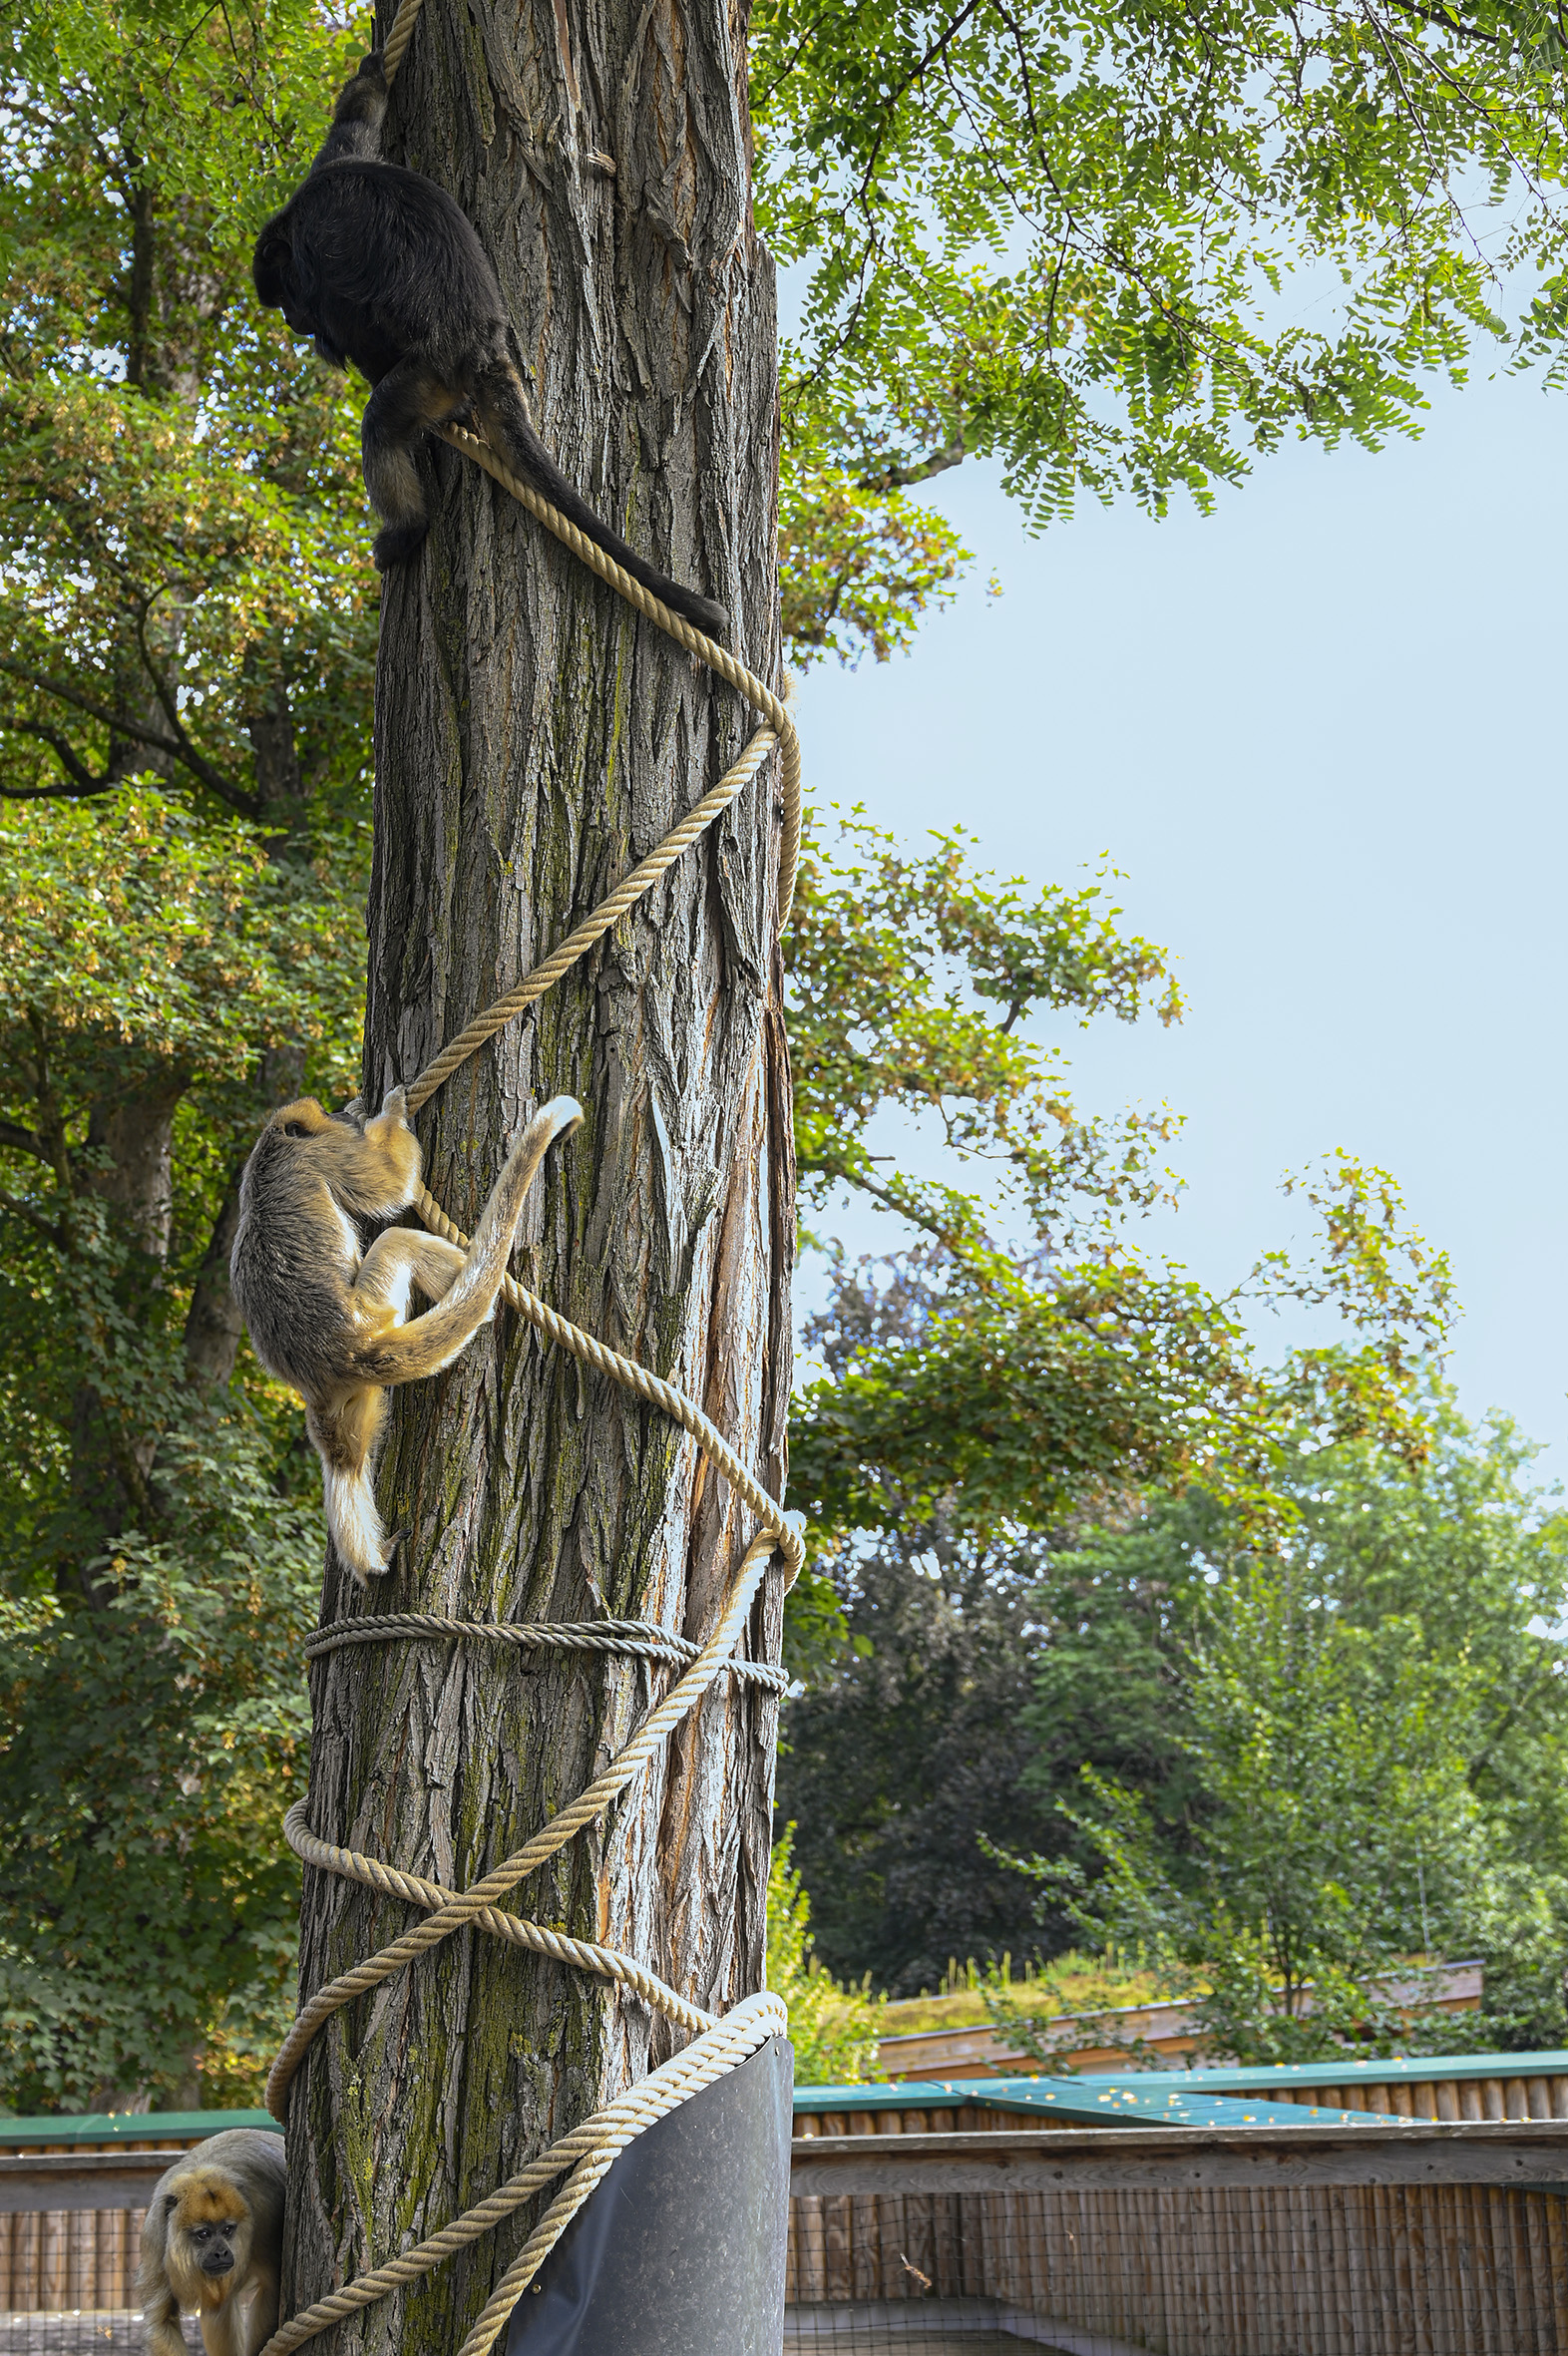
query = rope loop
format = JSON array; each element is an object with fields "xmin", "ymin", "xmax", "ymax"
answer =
[
  {"xmin": 303, "ymin": 1612, "xmax": 789, "ymax": 1690},
  {"xmin": 260, "ymin": 6, "xmax": 804, "ymax": 2348}
]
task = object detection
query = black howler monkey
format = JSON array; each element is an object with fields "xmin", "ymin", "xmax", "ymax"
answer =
[{"xmin": 252, "ymin": 54, "xmax": 726, "ymax": 634}]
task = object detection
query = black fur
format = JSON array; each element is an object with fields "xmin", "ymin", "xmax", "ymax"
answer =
[{"xmin": 253, "ymin": 54, "xmax": 726, "ymax": 635}]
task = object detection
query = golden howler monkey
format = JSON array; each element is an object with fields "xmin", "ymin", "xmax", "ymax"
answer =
[
  {"xmin": 229, "ymin": 1087, "xmax": 582, "ymax": 1581},
  {"xmin": 252, "ymin": 52, "xmax": 727, "ymax": 634}
]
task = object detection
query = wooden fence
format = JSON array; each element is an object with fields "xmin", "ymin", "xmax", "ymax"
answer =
[
  {"xmin": 878, "ymin": 1964, "xmax": 1486, "ymax": 2080},
  {"xmin": 0, "ymin": 2138, "xmax": 244, "ymax": 2314},
  {"xmin": 785, "ymin": 2120, "xmax": 1568, "ymax": 2354},
  {"xmin": 8, "ymin": 2091, "xmax": 1568, "ymax": 2351}
]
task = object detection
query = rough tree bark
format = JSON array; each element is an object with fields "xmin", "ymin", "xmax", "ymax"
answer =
[{"xmin": 282, "ymin": 0, "xmax": 789, "ymax": 2345}]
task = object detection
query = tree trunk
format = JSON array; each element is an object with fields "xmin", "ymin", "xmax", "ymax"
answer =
[
  {"xmin": 181, "ymin": 1166, "xmax": 247, "ymax": 1389},
  {"xmin": 282, "ymin": 0, "xmax": 789, "ymax": 2344},
  {"xmin": 64, "ymin": 1075, "xmax": 184, "ymax": 1592}
]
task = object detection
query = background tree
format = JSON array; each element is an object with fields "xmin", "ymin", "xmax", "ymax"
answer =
[
  {"xmin": 783, "ymin": 832, "xmax": 1457, "ymax": 1638},
  {"xmin": 975, "ymin": 1400, "xmax": 1568, "ymax": 2061},
  {"xmin": 0, "ymin": 0, "xmax": 373, "ymax": 2109},
  {"xmin": 1000, "ymin": 1567, "xmax": 1490, "ymax": 2067},
  {"xmin": 0, "ymin": 791, "xmax": 360, "ymax": 2108},
  {"xmin": 777, "ymin": 1522, "xmax": 1060, "ymax": 1995},
  {"xmin": 766, "ymin": 1826, "xmax": 886, "ymax": 2082},
  {"xmin": 754, "ymin": 0, "xmax": 1568, "ymax": 627}
]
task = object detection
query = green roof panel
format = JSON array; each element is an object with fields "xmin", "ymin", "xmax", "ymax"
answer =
[{"xmin": 791, "ymin": 2076, "xmax": 1401, "ymax": 2127}]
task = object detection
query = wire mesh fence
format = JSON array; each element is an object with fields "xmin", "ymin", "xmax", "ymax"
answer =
[
  {"xmin": 0, "ymin": 2319, "xmax": 144, "ymax": 2356},
  {"xmin": 0, "ymin": 2199, "xmax": 142, "ymax": 2356},
  {"xmin": 786, "ymin": 2296, "xmax": 1101, "ymax": 2353},
  {"xmin": 0, "ymin": 2207, "xmax": 199, "ymax": 2356}
]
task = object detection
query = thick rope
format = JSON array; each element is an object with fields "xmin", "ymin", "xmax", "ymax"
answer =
[
  {"xmin": 261, "ymin": 7, "xmax": 803, "ymax": 2348},
  {"xmin": 304, "ymin": 1609, "xmax": 788, "ymax": 1688},
  {"xmin": 450, "ymin": 1993, "xmax": 786, "ymax": 2356},
  {"xmin": 378, "ymin": 0, "xmax": 424, "ymax": 78},
  {"xmin": 414, "ymin": 1188, "xmax": 796, "ymax": 1543},
  {"xmin": 266, "ymin": 1524, "xmax": 788, "ymax": 2116},
  {"xmin": 281, "ymin": 1798, "xmax": 718, "ymax": 2034},
  {"xmin": 403, "ymin": 730, "xmax": 781, "ymax": 1113}
]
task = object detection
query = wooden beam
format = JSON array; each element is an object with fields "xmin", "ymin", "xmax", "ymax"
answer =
[
  {"xmin": 0, "ymin": 2151, "xmax": 169, "ymax": 2213},
  {"xmin": 789, "ymin": 2121, "xmax": 1568, "ymax": 2196}
]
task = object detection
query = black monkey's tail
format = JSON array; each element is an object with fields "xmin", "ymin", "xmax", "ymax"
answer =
[{"xmin": 472, "ymin": 357, "xmax": 728, "ymax": 640}]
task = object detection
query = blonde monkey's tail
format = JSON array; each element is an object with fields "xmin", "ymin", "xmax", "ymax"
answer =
[
  {"xmin": 317, "ymin": 1095, "xmax": 583, "ymax": 1578},
  {"xmin": 358, "ymin": 1095, "xmax": 583, "ymax": 1386}
]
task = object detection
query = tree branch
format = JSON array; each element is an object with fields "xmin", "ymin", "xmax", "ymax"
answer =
[
  {"xmin": 0, "ymin": 657, "xmax": 259, "ymax": 816},
  {"xmin": 0, "ymin": 716, "xmax": 120, "ymax": 799},
  {"xmin": 135, "ymin": 594, "xmax": 195, "ymax": 748},
  {"xmin": 1378, "ymin": 0, "xmax": 1501, "ymax": 45},
  {"xmin": 0, "ymin": 1187, "xmax": 66, "ymax": 1250},
  {"xmin": 854, "ymin": 0, "xmax": 983, "ymax": 213},
  {"xmin": 860, "ymin": 437, "xmax": 968, "ymax": 493},
  {"xmin": 0, "ymin": 1118, "xmax": 51, "ymax": 1162},
  {"xmin": 819, "ymin": 1152, "xmax": 979, "ymax": 1257}
]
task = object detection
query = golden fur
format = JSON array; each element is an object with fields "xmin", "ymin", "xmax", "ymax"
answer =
[
  {"xmin": 228, "ymin": 1086, "xmax": 582, "ymax": 1579},
  {"xmin": 138, "ymin": 2133, "xmax": 285, "ymax": 2356}
]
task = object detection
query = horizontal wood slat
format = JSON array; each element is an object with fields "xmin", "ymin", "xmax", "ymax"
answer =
[
  {"xmin": 0, "ymin": 2156, "xmax": 170, "ymax": 2215},
  {"xmin": 0, "ymin": 2136, "xmax": 202, "ymax": 2309},
  {"xmin": 790, "ymin": 2123, "xmax": 1568, "ymax": 2195}
]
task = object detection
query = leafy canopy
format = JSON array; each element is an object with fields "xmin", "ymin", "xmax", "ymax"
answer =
[
  {"xmin": 785, "ymin": 818, "xmax": 1456, "ymax": 1591},
  {"xmin": 1048, "ymin": 1575, "xmax": 1485, "ymax": 2065},
  {"xmin": 0, "ymin": 0, "xmax": 374, "ymax": 815},
  {"xmin": 755, "ymin": 0, "xmax": 1568, "ymax": 656},
  {"xmin": 0, "ymin": 1426, "xmax": 317, "ymax": 2112}
]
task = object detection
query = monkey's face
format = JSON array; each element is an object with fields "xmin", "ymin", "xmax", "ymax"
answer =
[
  {"xmin": 164, "ymin": 2170, "xmax": 255, "ymax": 2309},
  {"xmin": 190, "ymin": 2216, "xmax": 239, "ymax": 2278},
  {"xmin": 270, "ymin": 1096, "xmax": 357, "ymax": 1145},
  {"xmin": 252, "ymin": 226, "xmax": 297, "ymax": 319}
]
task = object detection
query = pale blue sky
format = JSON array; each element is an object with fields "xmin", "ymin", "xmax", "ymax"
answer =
[{"xmin": 792, "ymin": 360, "xmax": 1568, "ymax": 1477}]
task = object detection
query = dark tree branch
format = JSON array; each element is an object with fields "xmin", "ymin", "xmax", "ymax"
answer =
[
  {"xmin": 1379, "ymin": 0, "xmax": 1501, "ymax": 44},
  {"xmin": 782, "ymin": 0, "xmax": 988, "ymax": 402},
  {"xmin": 134, "ymin": 594, "xmax": 193, "ymax": 747},
  {"xmin": 0, "ymin": 1119, "xmax": 51, "ymax": 1162},
  {"xmin": 0, "ymin": 716, "xmax": 119, "ymax": 799},
  {"xmin": 854, "ymin": 0, "xmax": 983, "ymax": 212},
  {"xmin": 0, "ymin": 657, "xmax": 259, "ymax": 815},
  {"xmin": 819, "ymin": 1151, "xmax": 980, "ymax": 1257},
  {"xmin": 860, "ymin": 437, "xmax": 968, "ymax": 493},
  {"xmin": 0, "ymin": 1187, "xmax": 67, "ymax": 1250}
]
